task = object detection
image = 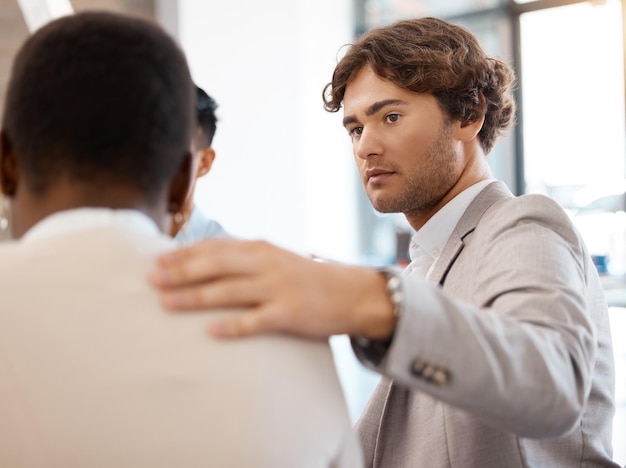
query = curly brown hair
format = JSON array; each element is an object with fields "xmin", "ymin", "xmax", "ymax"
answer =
[{"xmin": 322, "ymin": 17, "xmax": 516, "ymax": 154}]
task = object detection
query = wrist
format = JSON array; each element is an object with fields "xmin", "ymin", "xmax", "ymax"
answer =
[{"xmin": 357, "ymin": 267, "xmax": 401, "ymax": 340}]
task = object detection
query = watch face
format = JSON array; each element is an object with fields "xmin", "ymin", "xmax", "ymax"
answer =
[{"xmin": 379, "ymin": 268, "xmax": 404, "ymax": 318}]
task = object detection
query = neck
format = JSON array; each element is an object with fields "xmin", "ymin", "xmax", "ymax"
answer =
[{"xmin": 10, "ymin": 182, "xmax": 168, "ymax": 239}]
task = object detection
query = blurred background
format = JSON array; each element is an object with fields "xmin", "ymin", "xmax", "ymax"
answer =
[{"xmin": 0, "ymin": 0, "xmax": 625, "ymax": 463}]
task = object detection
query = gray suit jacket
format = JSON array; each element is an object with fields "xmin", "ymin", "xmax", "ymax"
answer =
[{"xmin": 354, "ymin": 181, "xmax": 618, "ymax": 467}]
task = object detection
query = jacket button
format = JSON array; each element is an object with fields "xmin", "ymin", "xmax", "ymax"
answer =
[
  {"xmin": 410, "ymin": 358, "xmax": 426, "ymax": 376},
  {"xmin": 431, "ymin": 368, "xmax": 450, "ymax": 386},
  {"xmin": 410, "ymin": 358, "xmax": 450, "ymax": 386}
]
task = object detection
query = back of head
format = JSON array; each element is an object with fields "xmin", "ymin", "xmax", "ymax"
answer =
[
  {"xmin": 323, "ymin": 17, "xmax": 516, "ymax": 153},
  {"xmin": 194, "ymin": 85, "xmax": 219, "ymax": 150},
  {"xmin": 2, "ymin": 11, "xmax": 194, "ymax": 201}
]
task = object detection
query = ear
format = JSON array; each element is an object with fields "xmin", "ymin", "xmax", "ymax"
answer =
[
  {"xmin": 167, "ymin": 151, "xmax": 194, "ymax": 215},
  {"xmin": 195, "ymin": 147, "xmax": 215, "ymax": 179},
  {"xmin": 0, "ymin": 131, "xmax": 19, "ymax": 197},
  {"xmin": 457, "ymin": 113, "xmax": 485, "ymax": 142},
  {"xmin": 456, "ymin": 94, "xmax": 486, "ymax": 142}
]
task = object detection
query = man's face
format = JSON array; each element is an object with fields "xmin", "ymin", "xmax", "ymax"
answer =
[{"xmin": 342, "ymin": 66, "xmax": 465, "ymax": 224}]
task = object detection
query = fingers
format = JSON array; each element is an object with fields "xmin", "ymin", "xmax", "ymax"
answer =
[
  {"xmin": 150, "ymin": 238, "xmax": 266, "ymax": 289},
  {"xmin": 159, "ymin": 276, "xmax": 269, "ymax": 311},
  {"xmin": 207, "ymin": 310, "xmax": 271, "ymax": 339},
  {"xmin": 150, "ymin": 239, "xmax": 221, "ymax": 288},
  {"xmin": 148, "ymin": 238, "xmax": 372, "ymax": 340},
  {"xmin": 205, "ymin": 304, "xmax": 323, "ymax": 340}
]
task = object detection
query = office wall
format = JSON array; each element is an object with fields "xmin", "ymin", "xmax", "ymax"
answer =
[
  {"xmin": 0, "ymin": 0, "xmax": 155, "ymax": 122},
  {"xmin": 1, "ymin": 0, "xmax": 359, "ymax": 261},
  {"xmin": 162, "ymin": 0, "xmax": 359, "ymax": 261},
  {"xmin": 0, "ymin": 1, "xmax": 29, "ymax": 118}
]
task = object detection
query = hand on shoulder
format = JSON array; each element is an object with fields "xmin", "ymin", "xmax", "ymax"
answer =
[{"xmin": 149, "ymin": 238, "xmax": 397, "ymax": 340}]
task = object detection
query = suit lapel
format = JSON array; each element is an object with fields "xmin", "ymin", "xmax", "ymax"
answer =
[{"xmin": 429, "ymin": 181, "xmax": 514, "ymax": 286}]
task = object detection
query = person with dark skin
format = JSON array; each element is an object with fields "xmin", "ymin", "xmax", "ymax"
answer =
[
  {"xmin": 0, "ymin": 12, "xmax": 360, "ymax": 466},
  {"xmin": 150, "ymin": 17, "xmax": 619, "ymax": 467}
]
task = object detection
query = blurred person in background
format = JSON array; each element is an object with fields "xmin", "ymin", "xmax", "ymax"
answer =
[{"xmin": 172, "ymin": 85, "xmax": 229, "ymax": 243}]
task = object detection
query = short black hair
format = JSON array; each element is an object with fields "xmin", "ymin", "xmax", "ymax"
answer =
[
  {"xmin": 2, "ymin": 12, "xmax": 194, "ymax": 200},
  {"xmin": 194, "ymin": 85, "xmax": 219, "ymax": 149}
]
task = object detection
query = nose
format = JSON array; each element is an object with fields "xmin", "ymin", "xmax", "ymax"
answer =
[{"xmin": 354, "ymin": 127, "xmax": 383, "ymax": 160}]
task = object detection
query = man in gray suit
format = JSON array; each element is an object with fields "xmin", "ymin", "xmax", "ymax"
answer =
[{"xmin": 151, "ymin": 17, "xmax": 619, "ymax": 467}]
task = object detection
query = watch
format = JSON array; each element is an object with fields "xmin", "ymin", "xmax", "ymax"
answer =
[
  {"xmin": 377, "ymin": 266, "xmax": 405, "ymax": 318},
  {"xmin": 351, "ymin": 267, "xmax": 404, "ymax": 366}
]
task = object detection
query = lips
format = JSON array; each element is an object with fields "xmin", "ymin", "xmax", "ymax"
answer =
[{"xmin": 366, "ymin": 168, "xmax": 395, "ymax": 184}]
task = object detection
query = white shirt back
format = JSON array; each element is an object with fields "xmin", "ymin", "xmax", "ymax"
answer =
[{"xmin": 0, "ymin": 209, "xmax": 361, "ymax": 468}]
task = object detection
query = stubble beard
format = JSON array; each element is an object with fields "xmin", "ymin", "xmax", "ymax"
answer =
[{"xmin": 368, "ymin": 122, "xmax": 459, "ymax": 215}]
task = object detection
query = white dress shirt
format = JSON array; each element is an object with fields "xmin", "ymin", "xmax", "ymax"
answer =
[
  {"xmin": 0, "ymin": 208, "xmax": 362, "ymax": 468},
  {"xmin": 407, "ymin": 179, "xmax": 495, "ymax": 279}
]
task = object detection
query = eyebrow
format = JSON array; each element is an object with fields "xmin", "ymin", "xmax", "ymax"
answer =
[{"xmin": 342, "ymin": 99, "xmax": 408, "ymax": 127}]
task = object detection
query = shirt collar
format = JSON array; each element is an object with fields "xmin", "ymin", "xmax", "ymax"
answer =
[
  {"xmin": 21, "ymin": 208, "xmax": 161, "ymax": 243},
  {"xmin": 410, "ymin": 179, "xmax": 495, "ymax": 263}
]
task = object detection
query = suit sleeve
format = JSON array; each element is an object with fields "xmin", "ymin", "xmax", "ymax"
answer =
[{"xmin": 352, "ymin": 195, "xmax": 603, "ymax": 438}]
